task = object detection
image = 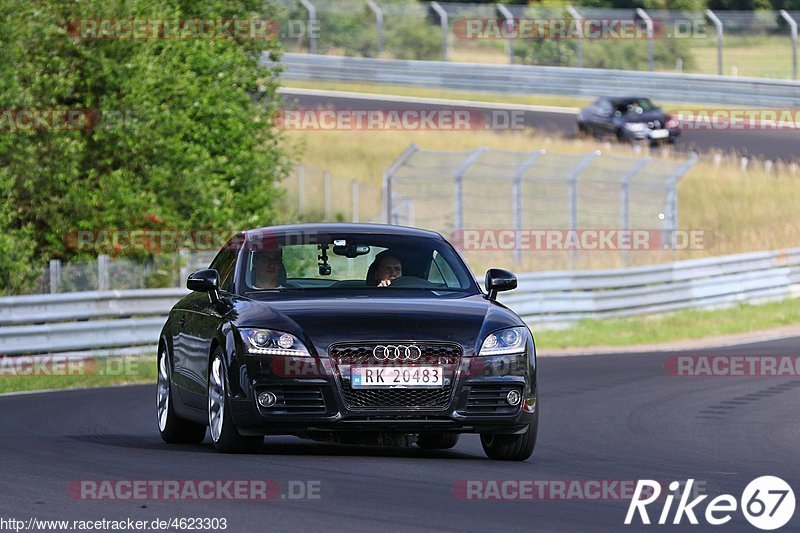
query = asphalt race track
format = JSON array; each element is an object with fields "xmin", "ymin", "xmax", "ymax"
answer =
[
  {"xmin": 280, "ymin": 90, "xmax": 800, "ymax": 163},
  {"xmin": 1, "ymin": 337, "xmax": 798, "ymax": 532}
]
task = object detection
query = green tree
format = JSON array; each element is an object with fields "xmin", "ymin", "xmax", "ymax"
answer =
[{"xmin": 0, "ymin": 0, "xmax": 289, "ymax": 293}]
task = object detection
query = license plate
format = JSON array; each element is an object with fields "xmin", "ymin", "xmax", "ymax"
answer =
[
  {"xmin": 351, "ymin": 366, "xmax": 443, "ymax": 388},
  {"xmin": 649, "ymin": 129, "xmax": 669, "ymax": 139}
]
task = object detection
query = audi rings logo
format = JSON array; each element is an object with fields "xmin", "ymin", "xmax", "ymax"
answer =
[{"xmin": 373, "ymin": 345, "xmax": 422, "ymax": 361}]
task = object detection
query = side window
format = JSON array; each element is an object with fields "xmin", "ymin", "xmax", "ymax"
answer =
[{"xmin": 210, "ymin": 249, "xmax": 237, "ymax": 293}]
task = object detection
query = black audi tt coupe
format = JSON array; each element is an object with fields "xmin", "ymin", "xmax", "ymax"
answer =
[{"xmin": 156, "ymin": 223, "xmax": 538, "ymax": 460}]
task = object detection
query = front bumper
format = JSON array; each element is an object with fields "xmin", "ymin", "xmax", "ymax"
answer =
[
  {"xmin": 228, "ymin": 352, "xmax": 537, "ymax": 436},
  {"xmin": 626, "ymin": 127, "xmax": 681, "ymax": 140}
]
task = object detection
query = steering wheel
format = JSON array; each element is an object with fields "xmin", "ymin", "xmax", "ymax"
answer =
[{"xmin": 385, "ymin": 276, "xmax": 437, "ymax": 288}]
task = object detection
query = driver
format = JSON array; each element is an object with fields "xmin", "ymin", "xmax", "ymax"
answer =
[
  {"xmin": 375, "ymin": 254, "xmax": 402, "ymax": 287},
  {"xmin": 252, "ymin": 249, "xmax": 284, "ymax": 289}
]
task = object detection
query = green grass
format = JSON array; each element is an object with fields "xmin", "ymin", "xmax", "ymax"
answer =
[
  {"xmin": 0, "ymin": 354, "xmax": 156, "ymax": 394},
  {"xmin": 688, "ymin": 35, "xmax": 796, "ymax": 79},
  {"xmin": 535, "ymin": 297, "xmax": 800, "ymax": 350}
]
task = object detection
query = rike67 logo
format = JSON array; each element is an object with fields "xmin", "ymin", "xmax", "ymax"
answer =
[{"xmin": 626, "ymin": 477, "xmax": 795, "ymax": 530}]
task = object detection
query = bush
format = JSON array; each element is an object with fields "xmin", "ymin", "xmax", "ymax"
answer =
[
  {"xmin": 386, "ymin": 18, "xmax": 442, "ymax": 60},
  {"xmin": 513, "ymin": 36, "xmax": 695, "ymax": 72},
  {"xmin": 0, "ymin": 0, "xmax": 290, "ymax": 294}
]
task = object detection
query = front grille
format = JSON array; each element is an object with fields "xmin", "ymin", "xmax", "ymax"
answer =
[
  {"xmin": 261, "ymin": 386, "xmax": 326, "ymax": 413},
  {"xmin": 463, "ymin": 385, "xmax": 521, "ymax": 415},
  {"xmin": 342, "ymin": 386, "xmax": 453, "ymax": 408},
  {"xmin": 330, "ymin": 342, "xmax": 461, "ymax": 365},
  {"xmin": 330, "ymin": 342, "xmax": 462, "ymax": 409}
]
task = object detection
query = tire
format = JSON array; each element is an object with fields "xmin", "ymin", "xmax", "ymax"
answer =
[
  {"xmin": 157, "ymin": 346, "xmax": 206, "ymax": 444},
  {"xmin": 480, "ymin": 412, "xmax": 538, "ymax": 461},
  {"xmin": 208, "ymin": 350, "xmax": 263, "ymax": 454},
  {"xmin": 416, "ymin": 433, "xmax": 460, "ymax": 450}
]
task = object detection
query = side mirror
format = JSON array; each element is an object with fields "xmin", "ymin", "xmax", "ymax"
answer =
[
  {"xmin": 485, "ymin": 268, "xmax": 517, "ymax": 301},
  {"xmin": 187, "ymin": 269, "xmax": 220, "ymax": 299}
]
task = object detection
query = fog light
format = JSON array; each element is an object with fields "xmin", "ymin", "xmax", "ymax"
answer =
[
  {"xmin": 258, "ymin": 391, "xmax": 277, "ymax": 408},
  {"xmin": 506, "ymin": 390, "xmax": 521, "ymax": 406}
]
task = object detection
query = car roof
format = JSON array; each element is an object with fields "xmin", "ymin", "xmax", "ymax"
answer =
[
  {"xmin": 606, "ymin": 96, "xmax": 653, "ymax": 104},
  {"xmin": 242, "ymin": 223, "xmax": 445, "ymax": 241}
]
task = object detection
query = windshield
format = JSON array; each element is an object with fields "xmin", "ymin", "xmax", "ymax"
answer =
[
  {"xmin": 238, "ymin": 231, "xmax": 478, "ymax": 295},
  {"xmin": 614, "ymin": 98, "xmax": 657, "ymax": 116}
]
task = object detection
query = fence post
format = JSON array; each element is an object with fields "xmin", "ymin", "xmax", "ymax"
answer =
[
  {"xmin": 430, "ymin": 1, "xmax": 449, "ymax": 61},
  {"xmin": 383, "ymin": 144, "xmax": 420, "ymax": 224},
  {"xmin": 179, "ymin": 249, "xmax": 190, "ymax": 287},
  {"xmin": 635, "ymin": 8, "xmax": 654, "ymax": 72},
  {"xmin": 323, "ymin": 171, "xmax": 331, "ymax": 220},
  {"xmin": 297, "ymin": 164, "xmax": 305, "ymax": 214},
  {"xmin": 496, "ymin": 4, "xmax": 515, "ymax": 65},
  {"xmin": 97, "ymin": 254, "xmax": 110, "ymax": 291},
  {"xmin": 706, "ymin": 10, "xmax": 723, "ymax": 76},
  {"xmin": 567, "ymin": 151, "xmax": 600, "ymax": 268},
  {"xmin": 566, "ymin": 5, "xmax": 583, "ymax": 68},
  {"xmin": 352, "ymin": 180, "xmax": 360, "ymax": 222},
  {"xmin": 511, "ymin": 150, "xmax": 546, "ymax": 263},
  {"xmin": 781, "ymin": 10, "xmax": 798, "ymax": 81},
  {"xmin": 619, "ymin": 158, "xmax": 651, "ymax": 267},
  {"xmin": 366, "ymin": 0, "xmax": 384, "ymax": 55},
  {"xmin": 49, "ymin": 259, "xmax": 61, "ymax": 294},
  {"xmin": 299, "ymin": 0, "xmax": 317, "ymax": 54},
  {"xmin": 453, "ymin": 147, "xmax": 488, "ymax": 237},
  {"xmin": 662, "ymin": 154, "xmax": 698, "ymax": 250},
  {"xmin": 383, "ymin": 171, "xmax": 392, "ymax": 224}
]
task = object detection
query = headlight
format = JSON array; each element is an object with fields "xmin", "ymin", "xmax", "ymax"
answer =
[
  {"xmin": 479, "ymin": 327, "xmax": 527, "ymax": 356},
  {"xmin": 666, "ymin": 116, "xmax": 680, "ymax": 129},
  {"xmin": 240, "ymin": 328, "xmax": 311, "ymax": 356},
  {"xmin": 624, "ymin": 122, "xmax": 646, "ymax": 132}
]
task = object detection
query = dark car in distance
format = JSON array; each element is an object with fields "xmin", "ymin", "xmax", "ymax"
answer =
[
  {"xmin": 156, "ymin": 224, "xmax": 538, "ymax": 461},
  {"xmin": 577, "ymin": 96, "xmax": 680, "ymax": 144}
]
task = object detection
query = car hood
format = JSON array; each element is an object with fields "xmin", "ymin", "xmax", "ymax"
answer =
[
  {"xmin": 622, "ymin": 109, "xmax": 666, "ymax": 123},
  {"xmin": 233, "ymin": 293, "xmax": 523, "ymax": 356}
]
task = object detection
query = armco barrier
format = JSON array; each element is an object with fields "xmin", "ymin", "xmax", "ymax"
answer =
[
  {"xmin": 274, "ymin": 53, "xmax": 800, "ymax": 107},
  {"xmin": 2, "ymin": 247, "xmax": 799, "ymax": 355}
]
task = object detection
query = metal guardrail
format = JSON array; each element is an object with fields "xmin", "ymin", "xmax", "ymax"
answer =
[
  {"xmin": 0, "ymin": 289, "xmax": 188, "ymax": 326},
  {"xmin": 0, "ymin": 289, "xmax": 187, "ymax": 356},
  {"xmin": 2, "ymin": 247, "xmax": 799, "ymax": 355},
  {"xmin": 502, "ymin": 247, "xmax": 800, "ymax": 324},
  {"xmin": 276, "ymin": 53, "xmax": 800, "ymax": 107}
]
